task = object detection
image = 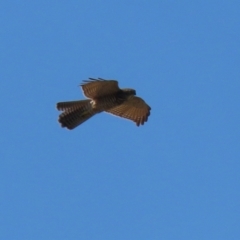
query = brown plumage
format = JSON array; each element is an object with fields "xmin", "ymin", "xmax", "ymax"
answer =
[{"xmin": 56, "ymin": 78, "xmax": 151, "ymax": 129}]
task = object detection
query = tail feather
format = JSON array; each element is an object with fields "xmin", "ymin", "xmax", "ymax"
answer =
[
  {"xmin": 57, "ymin": 100, "xmax": 90, "ymax": 111},
  {"xmin": 57, "ymin": 100, "xmax": 96, "ymax": 129}
]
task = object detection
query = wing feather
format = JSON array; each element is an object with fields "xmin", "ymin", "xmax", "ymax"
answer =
[
  {"xmin": 81, "ymin": 78, "xmax": 120, "ymax": 99},
  {"xmin": 106, "ymin": 96, "xmax": 151, "ymax": 126}
]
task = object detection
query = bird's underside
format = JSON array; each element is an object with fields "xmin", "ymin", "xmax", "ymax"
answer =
[{"xmin": 56, "ymin": 78, "xmax": 151, "ymax": 130}]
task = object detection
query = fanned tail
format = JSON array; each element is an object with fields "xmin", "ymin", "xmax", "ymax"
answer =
[{"xmin": 56, "ymin": 100, "xmax": 95, "ymax": 129}]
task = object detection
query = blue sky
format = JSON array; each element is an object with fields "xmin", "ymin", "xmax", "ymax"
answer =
[{"xmin": 1, "ymin": 1, "xmax": 240, "ymax": 239}]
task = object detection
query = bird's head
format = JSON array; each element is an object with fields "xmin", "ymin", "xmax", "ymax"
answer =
[{"xmin": 122, "ymin": 88, "xmax": 136, "ymax": 96}]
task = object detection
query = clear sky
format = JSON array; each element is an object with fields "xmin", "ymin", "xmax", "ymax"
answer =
[{"xmin": 1, "ymin": 1, "xmax": 240, "ymax": 239}]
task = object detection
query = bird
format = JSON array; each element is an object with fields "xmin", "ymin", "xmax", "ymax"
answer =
[{"xmin": 56, "ymin": 78, "xmax": 151, "ymax": 129}]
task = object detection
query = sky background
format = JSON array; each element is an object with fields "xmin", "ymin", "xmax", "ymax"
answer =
[{"xmin": 1, "ymin": 1, "xmax": 240, "ymax": 239}]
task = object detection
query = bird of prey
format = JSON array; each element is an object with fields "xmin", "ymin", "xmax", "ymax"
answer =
[{"xmin": 56, "ymin": 78, "xmax": 151, "ymax": 129}]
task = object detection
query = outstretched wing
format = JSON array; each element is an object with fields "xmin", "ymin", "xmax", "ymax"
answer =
[
  {"xmin": 81, "ymin": 78, "xmax": 120, "ymax": 99},
  {"xmin": 105, "ymin": 96, "xmax": 151, "ymax": 126}
]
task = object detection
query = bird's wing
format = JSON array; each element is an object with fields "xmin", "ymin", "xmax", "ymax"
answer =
[
  {"xmin": 105, "ymin": 96, "xmax": 151, "ymax": 126},
  {"xmin": 81, "ymin": 78, "xmax": 120, "ymax": 99}
]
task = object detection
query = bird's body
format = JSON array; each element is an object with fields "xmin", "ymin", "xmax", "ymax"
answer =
[{"xmin": 56, "ymin": 78, "xmax": 151, "ymax": 129}]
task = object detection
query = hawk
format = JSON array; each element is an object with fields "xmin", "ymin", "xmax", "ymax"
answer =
[{"xmin": 56, "ymin": 78, "xmax": 151, "ymax": 129}]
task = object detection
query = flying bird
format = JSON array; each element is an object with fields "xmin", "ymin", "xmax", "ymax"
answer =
[{"xmin": 56, "ymin": 78, "xmax": 151, "ymax": 129}]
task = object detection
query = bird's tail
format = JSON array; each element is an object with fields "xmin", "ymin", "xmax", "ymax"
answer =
[{"xmin": 56, "ymin": 100, "xmax": 96, "ymax": 129}]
